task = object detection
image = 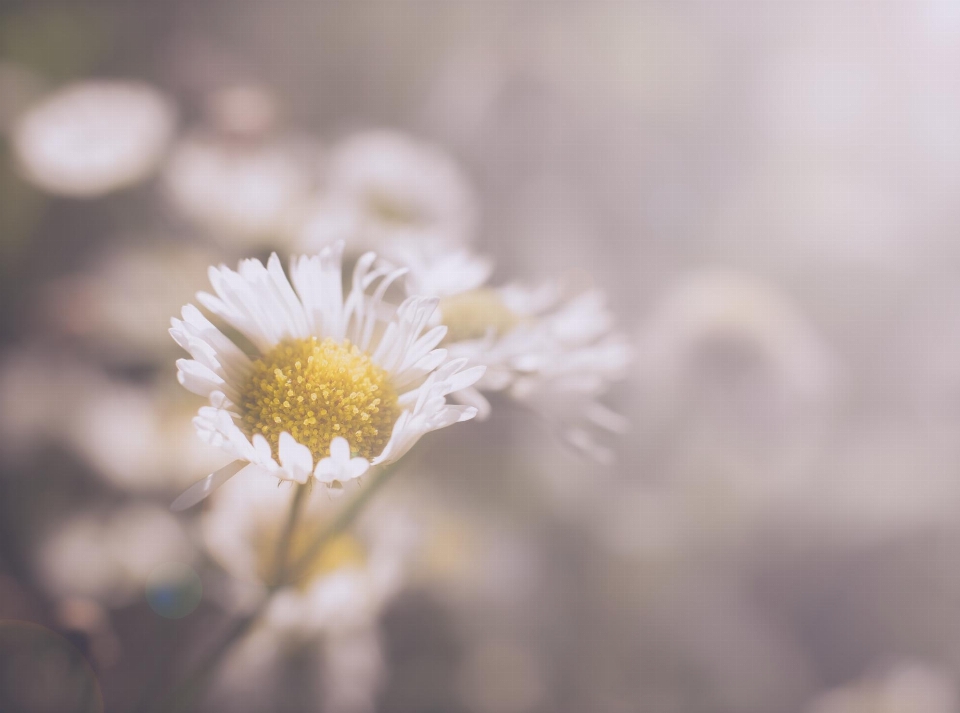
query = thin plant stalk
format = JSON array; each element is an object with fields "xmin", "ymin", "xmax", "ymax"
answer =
[
  {"xmin": 157, "ymin": 460, "xmax": 403, "ymax": 713},
  {"xmin": 286, "ymin": 460, "xmax": 402, "ymax": 584},
  {"xmin": 272, "ymin": 483, "xmax": 308, "ymax": 585}
]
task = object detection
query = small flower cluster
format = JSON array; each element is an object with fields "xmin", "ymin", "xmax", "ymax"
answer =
[
  {"xmin": 10, "ymin": 77, "xmax": 633, "ymax": 713},
  {"xmin": 8, "ymin": 78, "xmax": 632, "ymax": 477},
  {"xmin": 150, "ymin": 102, "xmax": 634, "ymax": 503}
]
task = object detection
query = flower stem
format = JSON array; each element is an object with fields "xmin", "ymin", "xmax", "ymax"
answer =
[
  {"xmin": 272, "ymin": 483, "xmax": 309, "ymax": 586},
  {"xmin": 285, "ymin": 460, "xmax": 402, "ymax": 584},
  {"xmin": 156, "ymin": 462, "xmax": 404, "ymax": 712},
  {"xmin": 154, "ymin": 483, "xmax": 305, "ymax": 713}
]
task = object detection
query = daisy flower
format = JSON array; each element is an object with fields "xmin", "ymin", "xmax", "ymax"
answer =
[
  {"xmin": 65, "ymin": 368, "xmax": 230, "ymax": 495},
  {"xmin": 298, "ymin": 130, "xmax": 477, "ymax": 256},
  {"xmin": 12, "ymin": 80, "xmax": 176, "ymax": 197},
  {"xmin": 36, "ymin": 503, "xmax": 196, "ymax": 608},
  {"xmin": 163, "ymin": 84, "xmax": 321, "ymax": 248},
  {"xmin": 163, "ymin": 130, "xmax": 322, "ymax": 248},
  {"xmin": 169, "ymin": 241, "xmax": 484, "ymax": 509},
  {"xmin": 636, "ymin": 269, "xmax": 837, "ymax": 418},
  {"xmin": 42, "ymin": 242, "xmax": 219, "ymax": 363},
  {"xmin": 385, "ymin": 240, "xmax": 633, "ymax": 464},
  {"xmin": 203, "ymin": 467, "xmax": 416, "ymax": 712}
]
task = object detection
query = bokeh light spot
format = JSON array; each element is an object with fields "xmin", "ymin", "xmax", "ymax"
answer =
[{"xmin": 145, "ymin": 562, "xmax": 202, "ymax": 619}]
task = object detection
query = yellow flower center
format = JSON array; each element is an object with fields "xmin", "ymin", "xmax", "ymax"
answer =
[
  {"xmin": 238, "ymin": 337, "xmax": 400, "ymax": 463},
  {"xmin": 439, "ymin": 288, "xmax": 520, "ymax": 344}
]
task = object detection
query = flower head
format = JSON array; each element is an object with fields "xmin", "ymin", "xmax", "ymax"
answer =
[
  {"xmin": 387, "ymin": 241, "xmax": 633, "ymax": 463},
  {"xmin": 298, "ymin": 130, "xmax": 477, "ymax": 256},
  {"xmin": 36, "ymin": 504, "xmax": 195, "ymax": 608},
  {"xmin": 163, "ymin": 130, "xmax": 322, "ymax": 247},
  {"xmin": 12, "ymin": 80, "xmax": 175, "ymax": 197},
  {"xmin": 202, "ymin": 467, "xmax": 415, "ymax": 712},
  {"xmin": 170, "ymin": 241, "xmax": 484, "ymax": 508}
]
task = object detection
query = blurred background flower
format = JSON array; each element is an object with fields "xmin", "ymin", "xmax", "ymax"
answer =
[
  {"xmin": 202, "ymin": 468, "xmax": 417, "ymax": 713},
  {"xmin": 11, "ymin": 80, "xmax": 176, "ymax": 198},
  {"xmin": 298, "ymin": 129, "xmax": 478, "ymax": 258},
  {"xmin": 162, "ymin": 85, "xmax": 323, "ymax": 250}
]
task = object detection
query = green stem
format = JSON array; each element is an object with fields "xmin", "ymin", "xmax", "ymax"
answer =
[
  {"xmin": 272, "ymin": 483, "xmax": 309, "ymax": 586},
  {"xmin": 155, "ymin": 484, "xmax": 305, "ymax": 713},
  {"xmin": 157, "ymin": 462, "xmax": 404, "ymax": 712},
  {"xmin": 286, "ymin": 460, "xmax": 402, "ymax": 585}
]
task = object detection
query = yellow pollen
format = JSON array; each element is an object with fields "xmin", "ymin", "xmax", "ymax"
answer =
[
  {"xmin": 439, "ymin": 288, "xmax": 520, "ymax": 344},
  {"xmin": 239, "ymin": 337, "xmax": 400, "ymax": 463}
]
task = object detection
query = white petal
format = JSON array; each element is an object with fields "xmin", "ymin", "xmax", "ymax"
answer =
[
  {"xmin": 359, "ymin": 265, "xmax": 408, "ymax": 351},
  {"xmin": 176, "ymin": 358, "xmax": 226, "ymax": 398},
  {"xmin": 372, "ymin": 412, "xmax": 417, "ymax": 465},
  {"xmin": 314, "ymin": 439, "xmax": 370, "ymax": 486},
  {"xmin": 450, "ymin": 386, "xmax": 492, "ymax": 420},
  {"xmin": 329, "ymin": 436, "xmax": 351, "ymax": 464},
  {"xmin": 192, "ymin": 408, "xmax": 255, "ymax": 465},
  {"xmin": 266, "ymin": 253, "xmax": 310, "ymax": 338},
  {"xmin": 343, "ymin": 252, "xmax": 378, "ymax": 342},
  {"xmin": 314, "ymin": 459, "xmax": 338, "ymax": 482},
  {"xmin": 442, "ymin": 364, "xmax": 487, "ymax": 394},
  {"xmin": 449, "ymin": 404, "xmax": 479, "ymax": 423},
  {"xmin": 290, "ymin": 243, "xmax": 347, "ymax": 339},
  {"xmin": 252, "ymin": 434, "xmax": 276, "ymax": 466},
  {"xmin": 346, "ymin": 457, "xmax": 370, "ymax": 480},
  {"xmin": 179, "ymin": 304, "xmax": 252, "ymax": 372},
  {"xmin": 279, "ymin": 432, "xmax": 313, "ymax": 483},
  {"xmin": 171, "ymin": 460, "xmax": 248, "ymax": 511}
]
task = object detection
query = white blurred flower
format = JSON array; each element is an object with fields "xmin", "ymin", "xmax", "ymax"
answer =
[
  {"xmin": 0, "ymin": 346, "xmax": 225, "ymax": 492},
  {"xmin": 169, "ymin": 241, "xmax": 484, "ymax": 509},
  {"xmin": 629, "ymin": 270, "xmax": 839, "ymax": 517},
  {"xmin": 388, "ymin": 241, "xmax": 632, "ymax": 463},
  {"xmin": 42, "ymin": 242, "xmax": 219, "ymax": 362},
  {"xmin": 298, "ymin": 130, "xmax": 477, "ymax": 256},
  {"xmin": 637, "ymin": 269, "xmax": 837, "ymax": 421},
  {"xmin": 807, "ymin": 662, "xmax": 956, "ymax": 713},
  {"xmin": 11, "ymin": 80, "xmax": 176, "ymax": 197},
  {"xmin": 66, "ymin": 371, "xmax": 231, "ymax": 494},
  {"xmin": 35, "ymin": 503, "xmax": 196, "ymax": 607},
  {"xmin": 204, "ymin": 468, "xmax": 416, "ymax": 712},
  {"xmin": 204, "ymin": 468, "xmax": 415, "ymax": 627},
  {"xmin": 163, "ymin": 130, "xmax": 322, "ymax": 248}
]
